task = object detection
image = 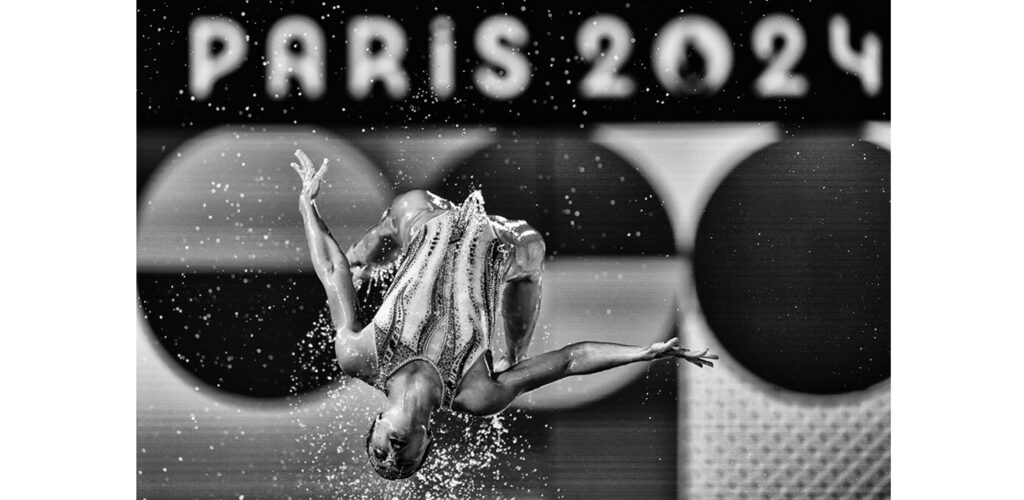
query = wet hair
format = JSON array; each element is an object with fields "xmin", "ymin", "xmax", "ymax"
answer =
[{"xmin": 364, "ymin": 412, "xmax": 434, "ymax": 480}]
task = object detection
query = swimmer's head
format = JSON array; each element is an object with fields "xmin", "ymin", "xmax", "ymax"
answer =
[{"xmin": 364, "ymin": 410, "xmax": 434, "ymax": 480}]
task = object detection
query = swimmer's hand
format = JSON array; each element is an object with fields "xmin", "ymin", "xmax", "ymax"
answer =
[
  {"xmin": 644, "ymin": 338, "xmax": 718, "ymax": 368},
  {"xmin": 290, "ymin": 149, "xmax": 329, "ymax": 200}
]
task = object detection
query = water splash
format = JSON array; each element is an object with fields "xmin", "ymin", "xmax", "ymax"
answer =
[{"xmin": 288, "ymin": 310, "xmax": 549, "ymax": 499}]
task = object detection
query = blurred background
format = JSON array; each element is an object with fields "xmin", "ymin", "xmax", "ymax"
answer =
[
  {"xmin": 137, "ymin": 123, "xmax": 890, "ymax": 499},
  {"xmin": 138, "ymin": 1, "xmax": 889, "ymax": 498}
]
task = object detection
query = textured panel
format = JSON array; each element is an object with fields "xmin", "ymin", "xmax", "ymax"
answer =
[{"xmin": 681, "ymin": 312, "xmax": 890, "ymax": 499}]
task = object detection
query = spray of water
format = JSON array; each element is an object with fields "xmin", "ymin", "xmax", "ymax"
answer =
[{"xmin": 287, "ymin": 309, "xmax": 549, "ymax": 499}]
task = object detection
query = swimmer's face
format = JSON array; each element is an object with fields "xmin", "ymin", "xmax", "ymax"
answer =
[{"xmin": 365, "ymin": 411, "xmax": 432, "ymax": 480}]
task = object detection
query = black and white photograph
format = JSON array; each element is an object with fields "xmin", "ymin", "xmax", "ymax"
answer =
[
  {"xmin": 133, "ymin": 1, "xmax": 892, "ymax": 498},
  {"xmin": 16, "ymin": 0, "xmax": 1024, "ymax": 497},
  {"xmin": 17, "ymin": 0, "xmax": 1024, "ymax": 497}
]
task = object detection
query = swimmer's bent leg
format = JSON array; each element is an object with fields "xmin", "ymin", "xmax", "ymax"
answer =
[{"xmin": 495, "ymin": 218, "xmax": 546, "ymax": 369}]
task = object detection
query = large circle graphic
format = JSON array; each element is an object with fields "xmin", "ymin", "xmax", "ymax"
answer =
[
  {"xmin": 693, "ymin": 136, "xmax": 890, "ymax": 394},
  {"xmin": 137, "ymin": 128, "xmax": 391, "ymax": 398}
]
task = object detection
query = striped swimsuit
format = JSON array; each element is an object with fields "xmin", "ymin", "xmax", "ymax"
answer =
[{"xmin": 371, "ymin": 192, "xmax": 512, "ymax": 407}]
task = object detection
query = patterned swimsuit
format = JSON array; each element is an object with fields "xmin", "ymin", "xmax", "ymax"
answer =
[{"xmin": 370, "ymin": 192, "xmax": 512, "ymax": 407}]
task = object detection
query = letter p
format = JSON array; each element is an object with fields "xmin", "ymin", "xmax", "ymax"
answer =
[{"xmin": 189, "ymin": 17, "xmax": 247, "ymax": 100}]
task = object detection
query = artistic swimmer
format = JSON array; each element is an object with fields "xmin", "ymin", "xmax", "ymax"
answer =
[{"xmin": 289, "ymin": 150, "xmax": 717, "ymax": 480}]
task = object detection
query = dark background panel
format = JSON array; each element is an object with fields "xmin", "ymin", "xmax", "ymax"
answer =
[
  {"xmin": 693, "ymin": 135, "xmax": 890, "ymax": 394},
  {"xmin": 137, "ymin": 272, "xmax": 341, "ymax": 397}
]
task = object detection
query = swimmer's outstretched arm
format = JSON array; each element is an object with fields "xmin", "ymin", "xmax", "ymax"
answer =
[
  {"xmin": 290, "ymin": 150, "xmax": 359, "ymax": 332},
  {"xmin": 477, "ymin": 338, "xmax": 717, "ymax": 413}
]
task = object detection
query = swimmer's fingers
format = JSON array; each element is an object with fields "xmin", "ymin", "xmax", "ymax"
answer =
[
  {"xmin": 313, "ymin": 159, "xmax": 329, "ymax": 186},
  {"xmin": 645, "ymin": 337, "xmax": 681, "ymax": 359},
  {"xmin": 674, "ymin": 347, "xmax": 718, "ymax": 368},
  {"xmin": 289, "ymin": 161, "xmax": 308, "ymax": 180},
  {"xmin": 657, "ymin": 338, "xmax": 680, "ymax": 352},
  {"xmin": 294, "ymin": 149, "xmax": 314, "ymax": 171},
  {"xmin": 690, "ymin": 358, "xmax": 714, "ymax": 368},
  {"xmin": 305, "ymin": 159, "xmax": 328, "ymax": 198},
  {"xmin": 676, "ymin": 353, "xmax": 712, "ymax": 368}
]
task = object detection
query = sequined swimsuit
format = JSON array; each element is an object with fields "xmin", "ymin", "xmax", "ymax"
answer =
[{"xmin": 371, "ymin": 192, "xmax": 512, "ymax": 408}]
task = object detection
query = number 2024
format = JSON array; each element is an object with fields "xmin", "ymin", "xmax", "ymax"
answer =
[{"xmin": 580, "ymin": 13, "xmax": 882, "ymax": 99}]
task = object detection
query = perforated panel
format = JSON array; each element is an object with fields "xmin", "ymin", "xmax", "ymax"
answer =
[{"xmin": 682, "ymin": 314, "xmax": 890, "ymax": 499}]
